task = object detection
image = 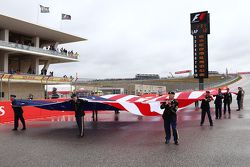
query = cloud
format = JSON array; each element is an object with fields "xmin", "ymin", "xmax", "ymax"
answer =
[{"xmin": 1, "ymin": 0, "xmax": 250, "ymax": 78}]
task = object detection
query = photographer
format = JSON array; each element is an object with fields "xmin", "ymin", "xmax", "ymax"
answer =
[
  {"xmin": 200, "ymin": 91, "xmax": 213, "ymax": 126},
  {"xmin": 160, "ymin": 91, "xmax": 179, "ymax": 145}
]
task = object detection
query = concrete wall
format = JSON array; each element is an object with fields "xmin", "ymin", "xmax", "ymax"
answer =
[{"xmin": 1, "ymin": 83, "xmax": 44, "ymax": 100}]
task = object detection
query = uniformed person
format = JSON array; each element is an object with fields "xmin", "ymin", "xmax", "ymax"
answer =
[
  {"xmin": 223, "ymin": 88, "xmax": 232, "ymax": 118},
  {"xmin": 236, "ymin": 87, "xmax": 242, "ymax": 111},
  {"xmin": 200, "ymin": 91, "xmax": 213, "ymax": 126},
  {"xmin": 69, "ymin": 94, "xmax": 87, "ymax": 137},
  {"xmin": 240, "ymin": 87, "xmax": 245, "ymax": 109},
  {"xmin": 11, "ymin": 95, "xmax": 26, "ymax": 131},
  {"xmin": 160, "ymin": 91, "xmax": 179, "ymax": 145},
  {"xmin": 91, "ymin": 92, "xmax": 98, "ymax": 121},
  {"xmin": 214, "ymin": 88, "xmax": 223, "ymax": 119}
]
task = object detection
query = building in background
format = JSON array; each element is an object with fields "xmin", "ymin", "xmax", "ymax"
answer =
[
  {"xmin": 134, "ymin": 84, "xmax": 166, "ymax": 95},
  {"xmin": 135, "ymin": 74, "xmax": 160, "ymax": 80}
]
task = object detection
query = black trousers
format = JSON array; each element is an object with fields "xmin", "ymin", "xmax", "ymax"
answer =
[
  {"xmin": 92, "ymin": 110, "xmax": 98, "ymax": 121},
  {"xmin": 164, "ymin": 117, "xmax": 178, "ymax": 142},
  {"xmin": 14, "ymin": 113, "xmax": 26, "ymax": 129},
  {"xmin": 201, "ymin": 109, "xmax": 213, "ymax": 125},
  {"xmin": 215, "ymin": 103, "xmax": 222, "ymax": 118},
  {"xmin": 237, "ymin": 100, "xmax": 241, "ymax": 110},
  {"xmin": 224, "ymin": 103, "xmax": 231, "ymax": 114},
  {"xmin": 75, "ymin": 116, "xmax": 84, "ymax": 136}
]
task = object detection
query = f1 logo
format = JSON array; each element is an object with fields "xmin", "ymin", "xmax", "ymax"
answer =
[
  {"xmin": 191, "ymin": 12, "xmax": 207, "ymax": 23},
  {"xmin": 0, "ymin": 106, "xmax": 5, "ymax": 116}
]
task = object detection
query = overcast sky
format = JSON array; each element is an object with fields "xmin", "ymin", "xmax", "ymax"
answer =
[{"xmin": 0, "ymin": 0, "xmax": 250, "ymax": 79}]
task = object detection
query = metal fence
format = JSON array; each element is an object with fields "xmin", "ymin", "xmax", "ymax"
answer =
[{"xmin": 0, "ymin": 40, "xmax": 78, "ymax": 59}]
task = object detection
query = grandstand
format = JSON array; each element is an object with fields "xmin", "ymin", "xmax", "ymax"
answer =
[{"xmin": 0, "ymin": 14, "xmax": 86, "ymax": 100}]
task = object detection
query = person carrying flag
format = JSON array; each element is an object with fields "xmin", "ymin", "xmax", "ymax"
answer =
[
  {"xmin": 161, "ymin": 91, "xmax": 179, "ymax": 145},
  {"xmin": 69, "ymin": 94, "xmax": 87, "ymax": 137},
  {"xmin": 11, "ymin": 95, "xmax": 26, "ymax": 131},
  {"xmin": 200, "ymin": 91, "xmax": 213, "ymax": 126}
]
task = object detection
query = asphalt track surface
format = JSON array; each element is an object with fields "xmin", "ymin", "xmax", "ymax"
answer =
[{"xmin": 0, "ymin": 75, "xmax": 250, "ymax": 167}]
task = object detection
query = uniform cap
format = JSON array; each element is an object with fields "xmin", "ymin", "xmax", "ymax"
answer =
[
  {"xmin": 10, "ymin": 95, "xmax": 16, "ymax": 98},
  {"xmin": 71, "ymin": 93, "xmax": 77, "ymax": 98},
  {"xmin": 168, "ymin": 91, "xmax": 175, "ymax": 95}
]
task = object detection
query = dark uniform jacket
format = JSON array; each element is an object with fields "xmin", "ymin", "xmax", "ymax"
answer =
[
  {"xmin": 69, "ymin": 99, "xmax": 87, "ymax": 117},
  {"xmin": 214, "ymin": 93, "xmax": 223, "ymax": 105},
  {"xmin": 223, "ymin": 92, "xmax": 232, "ymax": 103},
  {"xmin": 237, "ymin": 90, "xmax": 242, "ymax": 101},
  {"xmin": 201, "ymin": 95, "xmax": 212, "ymax": 110},
  {"xmin": 12, "ymin": 99, "xmax": 24, "ymax": 114},
  {"xmin": 160, "ymin": 99, "xmax": 178, "ymax": 119}
]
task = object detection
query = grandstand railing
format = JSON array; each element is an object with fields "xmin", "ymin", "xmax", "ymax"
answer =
[{"xmin": 0, "ymin": 40, "xmax": 78, "ymax": 59}]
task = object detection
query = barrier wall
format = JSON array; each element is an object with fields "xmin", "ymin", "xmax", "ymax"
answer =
[{"xmin": 0, "ymin": 99, "xmax": 74, "ymax": 124}]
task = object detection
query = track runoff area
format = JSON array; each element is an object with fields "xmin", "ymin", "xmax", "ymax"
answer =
[{"xmin": 0, "ymin": 75, "xmax": 249, "ymax": 167}]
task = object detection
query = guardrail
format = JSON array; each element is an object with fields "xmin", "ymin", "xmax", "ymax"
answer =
[
  {"xmin": 0, "ymin": 40, "xmax": 78, "ymax": 59},
  {"xmin": 203, "ymin": 75, "xmax": 239, "ymax": 90}
]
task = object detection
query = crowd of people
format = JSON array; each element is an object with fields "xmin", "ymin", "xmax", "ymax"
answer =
[
  {"xmin": 42, "ymin": 45, "xmax": 79, "ymax": 58},
  {"xmin": 10, "ymin": 39, "xmax": 79, "ymax": 59},
  {"xmin": 63, "ymin": 75, "xmax": 74, "ymax": 79},
  {"xmin": 40, "ymin": 69, "xmax": 54, "ymax": 76},
  {"xmin": 60, "ymin": 48, "xmax": 79, "ymax": 58}
]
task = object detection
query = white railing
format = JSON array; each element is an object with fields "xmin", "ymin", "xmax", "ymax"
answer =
[{"xmin": 0, "ymin": 40, "xmax": 79, "ymax": 59}]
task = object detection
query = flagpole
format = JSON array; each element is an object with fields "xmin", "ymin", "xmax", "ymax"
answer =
[
  {"xmin": 60, "ymin": 14, "xmax": 62, "ymax": 31},
  {"xmin": 36, "ymin": 5, "xmax": 40, "ymax": 24}
]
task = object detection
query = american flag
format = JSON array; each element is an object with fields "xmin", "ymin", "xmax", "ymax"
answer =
[{"xmin": 16, "ymin": 89, "xmax": 236, "ymax": 117}]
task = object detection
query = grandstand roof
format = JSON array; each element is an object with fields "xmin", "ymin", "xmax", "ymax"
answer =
[{"xmin": 0, "ymin": 14, "xmax": 86, "ymax": 44}]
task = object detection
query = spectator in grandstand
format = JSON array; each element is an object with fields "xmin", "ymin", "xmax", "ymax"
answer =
[
  {"xmin": 41, "ymin": 69, "xmax": 47, "ymax": 75},
  {"xmin": 44, "ymin": 69, "xmax": 47, "ymax": 75},
  {"xmin": 10, "ymin": 68, "xmax": 15, "ymax": 74},
  {"xmin": 75, "ymin": 52, "xmax": 79, "ymax": 58},
  {"xmin": 49, "ymin": 71, "xmax": 53, "ymax": 76}
]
